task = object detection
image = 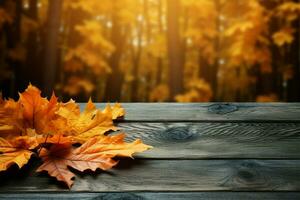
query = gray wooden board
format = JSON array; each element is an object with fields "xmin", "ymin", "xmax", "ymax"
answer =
[
  {"xmin": 1, "ymin": 103, "xmax": 300, "ymax": 196},
  {"xmin": 78, "ymin": 103, "xmax": 300, "ymax": 122},
  {"xmin": 116, "ymin": 122, "xmax": 300, "ymax": 159},
  {"xmin": 1, "ymin": 192, "xmax": 300, "ymax": 200},
  {"xmin": 0, "ymin": 160, "xmax": 300, "ymax": 192}
]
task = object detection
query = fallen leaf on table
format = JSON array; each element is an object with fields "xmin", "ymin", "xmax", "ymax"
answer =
[
  {"xmin": 37, "ymin": 140, "xmax": 117, "ymax": 188},
  {"xmin": 103, "ymin": 103, "xmax": 125, "ymax": 120},
  {"xmin": 37, "ymin": 133, "xmax": 152, "ymax": 188},
  {"xmin": 0, "ymin": 84, "xmax": 152, "ymax": 188},
  {"xmin": 56, "ymin": 99, "xmax": 118, "ymax": 143},
  {"xmin": 80, "ymin": 133, "xmax": 152, "ymax": 158}
]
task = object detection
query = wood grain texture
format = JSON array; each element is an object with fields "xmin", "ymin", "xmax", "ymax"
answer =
[
  {"xmin": 79, "ymin": 103, "xmax": 300, "ymax": 122},
  {"xmin": 1, "ymin": 192, "xmax": 300, "ymax": 200},
  {"xmin": 1, "ymin": 103, "xmax": 300, "ymax": 196},
  {"xmin": 0, "ymin": 160, "xmax": 300, "ymax": 192},
  {"xmin": 116, "ymin": 122, "xmax": 300, "ymax": 159}
]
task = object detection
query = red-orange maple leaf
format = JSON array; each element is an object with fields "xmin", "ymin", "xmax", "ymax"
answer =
[
  {"xmin": 36, "ymin": 141, "xmax": 118, "ymax": 188},
  {"xmin": 37, "ymin": 133, "xmax": 152, "ymax": 188}
]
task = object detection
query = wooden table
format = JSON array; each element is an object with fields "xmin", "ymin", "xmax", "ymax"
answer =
[{"xmin": 1, "ymin": 103, "xmax": 300, "ymax": 199}]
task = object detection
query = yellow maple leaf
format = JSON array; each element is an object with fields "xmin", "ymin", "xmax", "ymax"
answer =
[
  {"xmin": 102, "ymin": 103, "xmax": 125, "ymax": 120},
  {"xmin": 56, "ymin": 99, "xmax": 118, "ymax": 143}
]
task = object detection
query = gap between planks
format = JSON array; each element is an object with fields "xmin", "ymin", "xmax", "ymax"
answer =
[
  {"xmin": 1, "ymin": 192, "xmax": 300, "ymax": 200},
  {"xmin": 78, "ymin": 103, "xmax": 300, "ymax": 122}
]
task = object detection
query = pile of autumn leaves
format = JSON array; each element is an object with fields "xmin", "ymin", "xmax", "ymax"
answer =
[{"xmin": 0, "ymin": 84, "xmax": 151, "ymax": 188}]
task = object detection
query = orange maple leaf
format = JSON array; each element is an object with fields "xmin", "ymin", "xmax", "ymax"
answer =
[
  {"xmin": 38, "ymin": 134, "xmax": 73, "ymax": 146},
  {"xmin": 80, "ymin": 133, "xmax": 152, "ymax": 158},
  {"xmin": 0, "ymin": 136, "xmax": 39, "ymax": 171},
  {"xmin": 18, "ymin": 85, "xmax": 59, "ymax": 134},
  {"xmin": 37, "ymin": 133, "xmax": 151, "ymax": 188},
  {"xmin": 0, "ymin": 85, "xmax": 59, "ymax": 137}
]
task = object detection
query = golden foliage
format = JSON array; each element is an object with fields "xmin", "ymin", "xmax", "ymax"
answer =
[
  {"xmin": 56, "ymin": 0, "xmax": 300, "ymax": 101},
  {"xmin": 62, "ymin": 76, "xmax": 95, "ymax": 96},
  {"xmin": 275, "ymin": 1, "xmax": 300, "ymax": 22},
  {"xmin": 273, "ymin": 27, "xmax": 295, "ymax": 46},
  {"xmin": 2, "ymin": 0, "xmax": 300, "ymax": 102},
  {"xmin": 149, "ymin": 84, "xmax": 170, "ymax": 102},
  {"xmin": 0, "ymin": 8, "xmax": 12, "ymax": 28},
  {"xmin": 256, "ymin": 94, "xmax": 278, "ymax": 102},
  {"xmin": 176, "ymin": 79, "xmax": 212, "ymax": 102}
]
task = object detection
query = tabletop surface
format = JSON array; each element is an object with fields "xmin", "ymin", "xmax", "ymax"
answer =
[{"xmin": 1, "ymin": 103, "xmax": 300, "ymax": 200}]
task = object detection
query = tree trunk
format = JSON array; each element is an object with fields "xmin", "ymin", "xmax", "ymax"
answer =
[
  {"xmin": 104, "ymin": 10, "xmax": 126, "ymax": 102},
  {"xmin": 4, "ymin": 0, "xmax": 23, "ymax": 97},
  {"xmin": 257, "ymin": 0, "xmax": 280, "ymax": 100},
  {"xmin": 43, "ymin": 0, "xmax": 62, "ymax": 96},
  {"xmin": 198, "ymin": 0, "xmax": 220, "ymax": 101},
  {"xmin": 287, "ymin": 15, "xmax": 300, "ymax": 101},
  {"xmin": 156, "ymin": 0, "xmax": 163, "ymax": 85},
  {"xmin": 198, "ymin": 50, "xmax": 210, "ymax": 82},
  {"xmin": 166, "ymin": 0, "xmax": 184, "ymax": 100},
  {"xmin": 131, "ymin": 5, "xmax": 144, "ymax": 102},
  {"xmin": 144, "ymin": 0, "xmax": 153, "ymax": 101},
  {"xmin": 26, "ymin": 0, "xmax": 40, "ymax": 85},
  {"xmin": 211, "ymin": 0, "xmax": 221, "ymax": 101}
]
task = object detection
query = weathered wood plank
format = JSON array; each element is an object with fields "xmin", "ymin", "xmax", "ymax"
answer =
[
  {"xmin": 80, "ymin": 103, "xmax": 300, "ymax": 122},
  {"xmin": 117, "ymin": 122, "xmax": 300, "ymax": 159},
  {"xmin": 1, "ymin": 192, "xmax": 300, "ymax": 200},
  {"xmin": 1, "ymin": 160, "xmax": 300, "ymax": 192}
]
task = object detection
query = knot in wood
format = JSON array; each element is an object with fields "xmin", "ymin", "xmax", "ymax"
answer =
[
  {"xmin": 100, "ymin": 193, "xmax": 140, "ymax": 200},
  {"xmin": 221, "ymin": 161, "xmax": 270, "ymax": 189},
  {"xmin": 237, "ymin": 170, "xmax": 255, "ymax": 181},
  {"xmin": 159, "ymin": 126, "xmax": 196, "ymax": 143},
  {"xmin": 208, "ymin": 103, "xmax": 238, "ymax": 114},
  {"xmin": 234, "ymin": 161, "xmax": 268, "ymax": 188}
]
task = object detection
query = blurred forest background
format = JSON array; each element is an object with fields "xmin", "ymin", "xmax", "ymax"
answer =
[{"xmin": 0, "ymin": 0, "xmax": 300, "ymax": 102}]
